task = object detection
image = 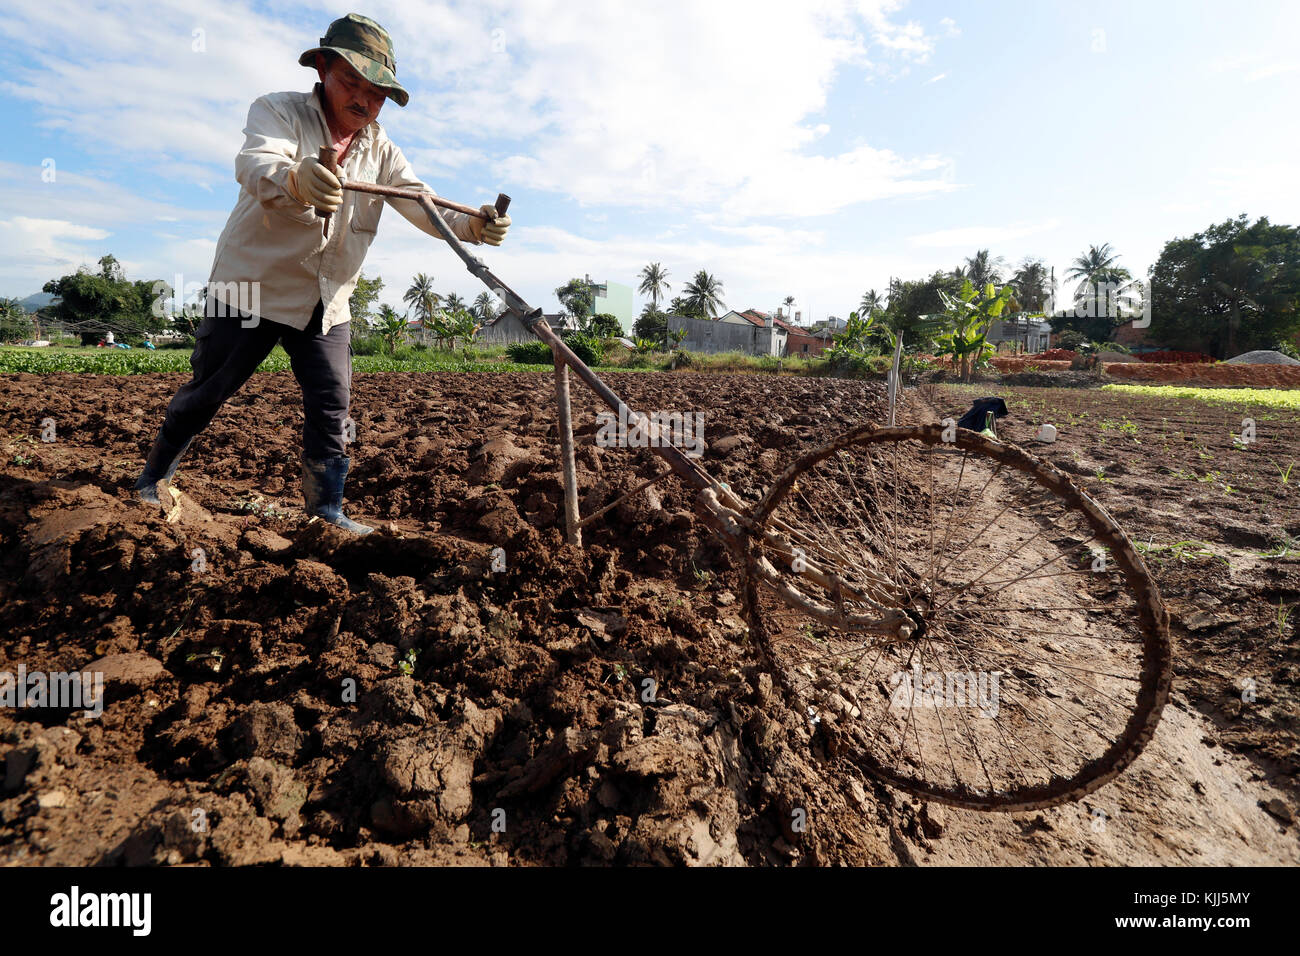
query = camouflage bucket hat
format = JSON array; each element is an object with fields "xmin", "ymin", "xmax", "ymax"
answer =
[{"xmin": 298, "ymin": 13, "xmax": 409, "ymax": 107}]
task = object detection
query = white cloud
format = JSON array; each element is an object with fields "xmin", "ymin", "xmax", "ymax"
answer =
[
  {"xmin": 3, "ymin": 0, "xmax": 953, "ymax": 220},
  {"xmin": 0, "ymin": 217, "xmax": 110, "ymax": 294},
  {"xmin": 0, "ymin": 0, "xmax": 961, "ymax": 307},
  {"xmin": 924, "ymin": 72, "xmax": 948, "ymax": 84}
]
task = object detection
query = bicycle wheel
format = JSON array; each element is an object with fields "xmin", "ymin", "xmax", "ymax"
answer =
[{"xmin": 742, "ymin": 423, "xmax": 1171, "ymax": 812}]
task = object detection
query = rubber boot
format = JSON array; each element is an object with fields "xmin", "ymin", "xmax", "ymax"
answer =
[
  {"xmin": 133, "ymin": 433, "xmax": 194, "ymax": 504},
  {"xmin": 302, "ymin": 455, "xmax": 373, "ymax": 535}
]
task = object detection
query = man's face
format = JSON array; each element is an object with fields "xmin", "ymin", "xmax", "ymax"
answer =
[{"xmin": 316, "ymin": 53, "xmax": 388, "ymax": 135}]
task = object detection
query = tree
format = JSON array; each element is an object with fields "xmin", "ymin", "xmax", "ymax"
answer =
[
  {"xmin": 882, "ymin": 271, "xmax": 963, "ymax": 349},
  {"xmin": 1053, "ymin": 243, "xmax": 1137, "ymax": 342},
  {"xmin": 554, "ymin": 278, "xmax": 595, "ymax": 323},
  {"xmin": 1009, "ymin": 258, "xmax": 1053, "ymax": 312},
  {"xmin": 829, "ymin": 310, "xmax": 879, "ymax": 355},
  {"xmin": 349, "ymin": 272, "xmax": 384, "ymax": 335},
  {"xmin": 683, "ymin": 270, "xmax": 725, "ymax": 318},
  {"xmin": 376, "ymin": 304, "xmax": 408, "ymax": 354},
  {"xmin": 633, "ymin": 304, "xmax": 668, "ymax": 344},
  {"xmin": 441, "ymin": 307, "xmax": 479, "ymax": 350},
  {"xmin": 667, "ymin": 295, "xmax": 704, "ymax": 319},
  {"xmin": 587, "ymin": 313, "xmax": 623, "ymax": 337},
  {"xmin": 42, "ymin": 255, "xmax": 167, "ymax": 336},
  {"xmin": 962, "ymin": 250, "xmax": 1007, "ymax": 289},
  {"xmin": 0, "ymin": 298, "xmax": 32, "ymax": 342},
  {"xmin": 471, "ymin": 291, "xmax": 500, "ymax": 322},
  {"xmin": 402, "ymin": 273, "xmax": 440, "ymax": 327},
  {"xmin": 782, "ymin": 295, "xmax": 796, "ymax": 320},
  {"xmin": 935, "ymin": 280, "xmax": 1018, "ymax": 382},
  {"xmin": 859, "ymin": 288, "xmax": 886, "ymax": 316},
  {"xmin": 1149, "ymin": 215, "xmax": 1300, "ymax": 357},
  {"xmin": 442, "ymin": 292, "xmax": 467, "ymax": 314},
  {"xmin": 638, "ymin": 262, "xmax": 670, "ymax": 311}
]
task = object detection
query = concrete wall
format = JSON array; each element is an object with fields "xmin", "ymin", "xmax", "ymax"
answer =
[
  {"xmin": 668, "ymin": 315, "xmax": 785, "ymax": 356},
  {"xmin": 592, "ymin": 281, "xmax": 634, "ymax": 334},
  {"xmin": 477, "ymin": 311, "xmax": 536, "ymax": 345}
]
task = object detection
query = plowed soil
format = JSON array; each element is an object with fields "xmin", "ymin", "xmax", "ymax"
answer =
[
  {"xmin": 0, "ymin": 371, "xmax": 1296, "ymax": 865},
  {"xmin": 989, "ymin": 357, "xmax": 1300, "ymax": 388}
]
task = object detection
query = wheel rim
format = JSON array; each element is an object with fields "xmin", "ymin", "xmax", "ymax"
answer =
[{"xmin": 746, "ymin": 423, "xmax": 1172, "ymax": 811}]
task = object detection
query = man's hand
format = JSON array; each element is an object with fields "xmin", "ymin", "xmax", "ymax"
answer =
[
  {"xmin": 470, "ymin": 204, "xmax": 511, "ymax": 246},
  {"xmin": 288, "ymin": 156, "xmax": 344, "ymax": 213}
]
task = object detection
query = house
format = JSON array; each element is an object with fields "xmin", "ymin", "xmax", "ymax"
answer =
[
  {"xmin": 810, "ymin": 315, "xmax": 847, "ymax": 333},
  {"xmin": 668, "ymin": 311, "xmax": 783, "ymax": 356},
  {"xmin": 715, "ymin": 309, "xmax": 788, "ymax": 356},
  {"xmin": 782, "ymin": 322, "xmax": 833, "ymax": 357},
  {"xmin": 587, "ymin": 278, "xmax": 633, "ymax": 334},
  {"xmin": 987, "ymin": 313, "xmax": 1053, "ymax": 353}
]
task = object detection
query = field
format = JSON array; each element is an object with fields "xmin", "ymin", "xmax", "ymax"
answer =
[{"xmin": 1, "ymin": 369, "xmax": 1297, "ymax": 865}]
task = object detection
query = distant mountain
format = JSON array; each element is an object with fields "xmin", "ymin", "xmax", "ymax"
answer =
[{"xmin": 17, "ymin": 292, "xmax": 56, "ymax": 311}]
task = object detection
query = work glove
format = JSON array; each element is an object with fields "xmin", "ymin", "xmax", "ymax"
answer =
[
  {"xmin": 288, "ymin": 156, "xmax": 343, "ymax": 214},
  {"xmin": 470, "ymin": 204, "xmax": 511, "ymax": 246}
]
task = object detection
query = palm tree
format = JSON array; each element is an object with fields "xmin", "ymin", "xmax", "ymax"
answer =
[
  {"xmin": 1065, "ymin": 243, "xmax": 1132, "ymax": 316},
  {"xmin": 1066, "ymin": 243, "xmax": 1130, "ymax": 286},
  {"xmin": 471, "ymin": 291, "xmax": 499, "ymax": 322},
  {"xmin": 964, "ymin": 249, "xmax": 1007, "ymax": 288},
  {"xmin": 377, "ymin": 304, "xmax": 408, "ymax": 355},
  {"xmin": 859, "ymin": 288, "xmax": 886, "ymax": 316},
  {"xmin": 402, "ymin": 273, "xmax": 440, "ymax": 327},
  {"xmin": 1009, "ymin": 258, "xmax": 1054, "ymax": 312},
  {"xmin": 638, "ymin": 262, "xmax": 670, "ymax": 310},
  {"xmin": 781, "ymin": 295, "xmax": 796, "ymax": 321},
  {"xmin": 442, "ymin": 292, "xmax": 466, "ymax": 314},
  {"xmin": 683, "ymin": 270, "xmax": 725, "ymax": 319}
]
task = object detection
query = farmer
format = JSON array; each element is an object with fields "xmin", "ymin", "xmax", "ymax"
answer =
[{"xmin": 134, "ymin": 13, "xmax": 510, "ymax": 534}]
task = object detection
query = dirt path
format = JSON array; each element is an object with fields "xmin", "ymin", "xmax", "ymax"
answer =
[
  {"xmin": 911, "ymin": 696, "xmax": 1300, "ymax": 864},
  {"xmin": 755, "ymin": 398, "xmax": 1298, "ymax": 863}
]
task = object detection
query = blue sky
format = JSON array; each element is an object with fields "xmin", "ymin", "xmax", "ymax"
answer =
[{"xmin": 2, "ymin": 0, "xmax": 1297, "ymax": 324}]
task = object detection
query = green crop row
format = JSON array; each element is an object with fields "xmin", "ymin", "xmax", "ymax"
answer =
[
  {"xmin": 1101, "ymin": 383, "xmax": 1300, "ymax": 409},
  {"xmin": 0, "ymin": 346, "xmax": 566, "ymax": 377}
]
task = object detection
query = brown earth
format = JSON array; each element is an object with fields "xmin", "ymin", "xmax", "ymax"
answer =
[
  {"xmin": 0, "ymin": 370, "xmax": 1296, "ymax": 865},
  {"xmin": 991, "ymin": 357, "xmax": 1300, "ymax": 388}
]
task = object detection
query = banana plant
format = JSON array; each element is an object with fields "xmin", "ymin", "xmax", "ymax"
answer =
[
  {"xmin": 827, "ymin": 309, "xmax": 877, "ymax": 360},
  {"xmin": 934, "ymin": 280, "xmax": 1023, "ymax": 382}
]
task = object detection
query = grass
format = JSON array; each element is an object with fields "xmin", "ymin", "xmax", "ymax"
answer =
[
  {"xmin": 1101, "ymin": 383, "xmax": 1300, "ymax": 410},
  {"xmin": 1134, "ymin": 538, "xmax": 1229, "ymax": 566},
  {"xmin": 1276, "ymin": 599, "xmax": 1293, "ymax": 642}
]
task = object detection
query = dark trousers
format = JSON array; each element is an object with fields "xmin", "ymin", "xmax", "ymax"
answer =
[{"xmin": 152, "ymin": 298, "xmax": 352, "ymax": 461}]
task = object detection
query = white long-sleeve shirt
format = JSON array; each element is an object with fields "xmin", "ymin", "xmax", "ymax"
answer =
[{"xmin": 207, "ymin": 82, "xmax": 479, "ymax": 333}]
